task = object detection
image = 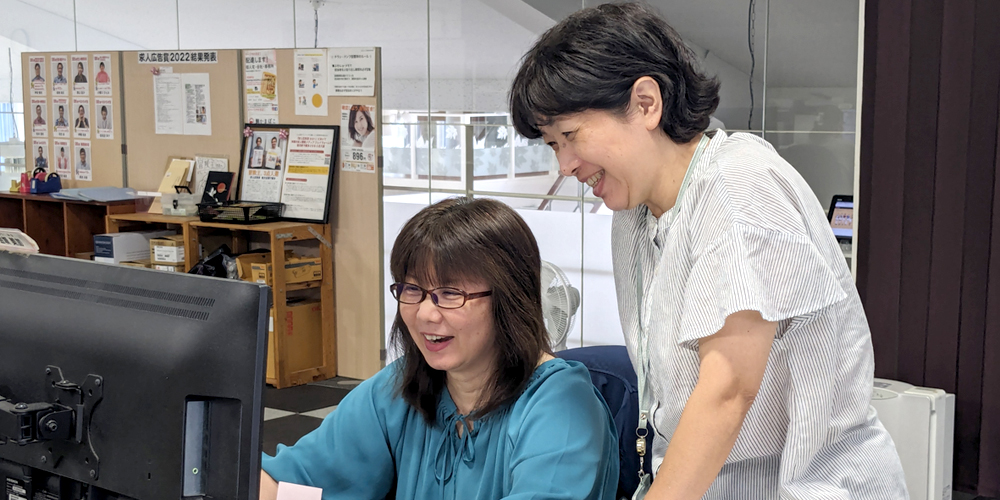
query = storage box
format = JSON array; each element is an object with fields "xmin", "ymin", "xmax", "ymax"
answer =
[
  {"xmin": 247, "ymin": 253, "xmax": 322, "ymax": 286},
  {"xmin": 235, "ymin": 252, "xmax": 273, "ymax": 282},
  {"xmin": 150, "ymin": 234, "xmax": 186, "ymax": 265},
  {"xmin": 93, "ymin": 230, "xmax": 175, "ymax": 264},
  {"xmin": 153, "ymin": 264, "xmax": 184, "ymax": 273},
  {"xmin": 267, "ymin": 300, "xmax": 324, "ymax": 381},
  {"xmin": 120, "ymin": 259, "xmax": 151, "ymax": 269}
]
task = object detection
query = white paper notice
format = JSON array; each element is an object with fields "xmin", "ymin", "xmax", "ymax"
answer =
[
  {"xmin": 30, "ymin": 98, "xmax": 47, "ymax": 138},
  {"xmin": 52, "ymin": 97, "xmax": 69, "ymax": 138},
  {"xmin": 294, "ymin": 49, "xmax": 327, "ymax": 116},
  {"xmin": 327, "ymin": 47, "xmax": 376, "ymax": 97},
  {"xmin": 93, "ymin": 54, "xmax": 113, "ymax": 96},
  {"xmin": 73, "ymin": 98, "xmax": 90, "ymax": 139},
  {"xmin": 193, "ymin": 156, "xmax": 229, "ymax": 201},
  {"xmin": 51, "ymin": 55, "xmax": 68, "ymax": 96},
  {"xmin": 95, "ymin": 97, "xmax": 114, "ymax": 139},
  {"xmin": 183, "ymin": 73, "xmax": 212, "ymax": 136},
  {"xmin": 31, "ymin": 139, "xmax": 48, "ymax": 172},
  {"xmin": 53, "ymin": 139, "xmax": 71, "ymax": 179},
  {"xmin": 280, "ymin": 128, "xmax": 335, "ymax": 220},
  {"xmin": 71, "ymin": 55, "xmax": 89, "ymax": 96},
  {"xmin": 340, "ymin": 104, "xmax": 377, "ymax": 173},
  {"xmin": 154, "ymin": 74, "xmax": 184, "ymax": 135},
  {"xmin": 245, "ymin": 50, "xmax": 279, "ymax": 124},
  {"xmin": 276, "ymin": 482, "xmax": 322, "ymax": 500},
  {"xmin": 29, "ymin": 56, "xmax": 45, "ymax": 96},
  {"xmin": 241, "ymin": 130, "xmax": 286, "ymax": 203},
  {"xmin": 74, "ymin": 140, "xmax": 92, "ymax": 181}
]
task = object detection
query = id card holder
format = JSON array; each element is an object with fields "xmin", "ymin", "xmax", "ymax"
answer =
[{"xmin": 632, "ymin": 472, "xmax": 651, "ymax": 500}]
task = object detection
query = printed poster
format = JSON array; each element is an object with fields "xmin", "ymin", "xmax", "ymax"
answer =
[
  {"xmin": 280, "ymin": 128, "xmax": 335, "ymax": 220},
  {"xmin": 74, "ymin": 140, "xmax": 92, "ymax": 181},
  {"xmin": 240, "ymin": 130, "xmax": 286, "ymax": 203},
  {"xmin": 93, "ymin": 54, "xmax": 113, "ymax": 96},
  {"xmin": 294, "ymin": 49, "xmax": 327, "ymax": 116},
  {"xmin": 183, "ymin": 73, "xmax": 211, "ymax": 135},
  {"xmin": 73, "ymin": 98, "xmax": 90, "ymax": 139},
  {"xmin": 31, "ymin": 139, "xmax": 48, "ymax": 172},
  {"xmin": 52, "ymin": 97, "xmax": 69, "ymax": 138},
  {"xmin": 154, "ymin": 73, "xmax": 210, "ymax": 135},
  {"xmin": 30, "ymin": 98, "xmax": 47, "ymax": 137},
  {"xmin": 244, "ymin": 50, "xmax": 279, "ymax": 124},
  {"xmin": 51, "ymin": 55, "xmax": 69, "ymax": 96},
  {"xmin": 71, "ymin": 55, "xmax": 89, "ymax": 96},
  {"xmin": 95, "ymin": 97, "xmax": 114, "ymax": 139},
  {"xmin": 29, "ymin": 56, "xmax": 45, "ymax": 96},
  {"xmin": 327, "ymin": 48, "xmax": 376, "ymax": 97},
  {"xmin": 53, "ymin": 139, "xmax": 72, "ymax": 179},
  {"xmin": 340, "ymin": 104, "xmax": 376, "ymax": 173}
]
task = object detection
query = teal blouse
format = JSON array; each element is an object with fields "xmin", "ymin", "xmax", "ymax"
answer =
[{"xmin": 262, "ymin": 358, "xmax": 619, "ymax": 499}]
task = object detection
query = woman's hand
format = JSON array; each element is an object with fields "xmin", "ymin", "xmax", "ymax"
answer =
[
  {"xmin": 646, "ymin": 309, "xmax": 776, "ymax": 500},
  {"xmin": 260, "ymin": 470, "xmax": 279, "ymax": 500}
]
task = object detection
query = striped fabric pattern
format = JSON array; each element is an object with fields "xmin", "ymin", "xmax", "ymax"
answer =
[{"xmin": 611, "ymin": 131, "xmax": 909, "ymax": 499}]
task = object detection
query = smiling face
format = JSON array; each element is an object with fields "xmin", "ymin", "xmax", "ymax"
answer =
[
  {"xmin": 77, "ymin": 62, "xmax": 84, "ymax": 75},
  {"xmin": 35, "ymin": 106, "xmax": 41, "ymax": 117},
  {"xmin": 399, "ymin": 276, "xmax": 497, "ymax": 378},
  {"xmin": 34, "ymin": 64, "xmax": 40, "ymax": 77},
  {"xmin": 78, "ymin": 106, "xmax": 85, "ymax": 118},
  {"xmin": 353, "ymin": 111, "xmax": 369, "ymax": 136},
  {"xmin": 79, "ymin": 149, "xmax": 86, "ymax": 162},
  {"xmin": 539, "ymin": 108, "xmax": 657, "ymax": 212},
  {"xmin": 57, "ymin": 63, "xmax": 63, "ymax": 76},
  {"xmin": 58, "ymin": 106, "xmax": 64, "ymax": 118},
  {"xmin": 270, "ymin": 137, "xmax": 277, "ymax": 148}
]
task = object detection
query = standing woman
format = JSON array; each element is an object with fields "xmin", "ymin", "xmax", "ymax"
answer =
[{"xmin": 509, "ymin": 3, "xmax": 907, "ymax": 499}]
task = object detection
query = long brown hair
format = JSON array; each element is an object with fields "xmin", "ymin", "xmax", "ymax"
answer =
[{"xmin": 389, "ymin": 197, "xmax": 552, "ymax": 423}]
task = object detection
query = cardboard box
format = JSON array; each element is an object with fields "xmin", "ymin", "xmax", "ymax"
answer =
[
  {"xmin": 235, "ymin": 252, "xmax": 273, "ymax": 282},
  {"xmin": 154, "ymin": 264, "xmax": 184, "ymax": 272},
  {"xmin": 246, "ymin": 253, "xmax": 322, "ymax": 286},
  {"xmin": 74, "ymin": 252, "xmax": 95, "ymax": 261},
  {"xmin": 120, "ymin": 259, "xmax": 151, "ymax": 269},
  {"xmin": 150, "ymin": 234, "xmax": 186, "ymax": 265},
  {"xmin": 267, "ymin": 300, "xmax": 323, "ymax": 381},
  {"xmin": 93, "ymin": 230, "xmax": 175, "ymax": 264}
]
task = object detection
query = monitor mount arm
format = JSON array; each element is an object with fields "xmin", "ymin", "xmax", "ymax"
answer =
[{"xmin": 0, "ymin": 366, "xmax": 103, "ymax": 479}]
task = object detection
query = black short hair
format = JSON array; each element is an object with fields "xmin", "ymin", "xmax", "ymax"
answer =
[
  {"xmin": 509, "ymin": 2, "xmax": 720, "ymax": 143},
  {"xmin": 390, "ymin": 197, "xmax": 551, "ymax": 423}
]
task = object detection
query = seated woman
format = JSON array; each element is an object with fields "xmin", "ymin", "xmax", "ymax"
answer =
[{"xmin": 259, "ymin": 197, "xmax": 619, "ymax": 500}]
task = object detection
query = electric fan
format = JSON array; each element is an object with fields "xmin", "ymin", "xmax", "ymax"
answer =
[{"xmin": 540, "ymin": 260, "xmax": 581, "ymax": 351}]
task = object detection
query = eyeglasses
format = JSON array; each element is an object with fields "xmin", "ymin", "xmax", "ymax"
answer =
[{"xmin": 389, "ymin": 282, "xmax": 492, "ymax": 309}]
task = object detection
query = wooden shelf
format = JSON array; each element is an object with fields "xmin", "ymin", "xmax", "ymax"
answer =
[
  {"xmin": 106, "ymin": 212, "xmax": 199, "ymax": 271},
  {"xmin": 0, "ymin": 192, "xmax": 135, "ymax": 258},
  {"xmin": 190, "ymin": 221, "xmax": 337, "ymax": 389},
  {"xmin": 287, "ymin": 281, "xmax": 322, "ymax": 292}
]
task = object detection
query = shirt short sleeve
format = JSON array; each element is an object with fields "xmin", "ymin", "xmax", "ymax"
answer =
[{"xmin": 676, "ymin": 222, "xmax": 847, "ymax": 349}]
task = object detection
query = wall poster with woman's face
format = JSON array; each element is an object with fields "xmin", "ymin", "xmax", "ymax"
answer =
[{"xmin": 340, "ymin": 104, "xmax": 377, "ymax": 173}]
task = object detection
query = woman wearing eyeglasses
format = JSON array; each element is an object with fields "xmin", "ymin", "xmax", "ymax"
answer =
[{"xmin": 259, "ymin": 197, "xmax": 619, "ymax": 500}]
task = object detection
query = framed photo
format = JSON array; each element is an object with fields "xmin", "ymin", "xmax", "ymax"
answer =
[
  {"xmin": 238, "ymin": 123, "xmax": 339, "ymax": 223},
  {"xmin": 202, "ymin": 171, "xmax": 234, "ymax": 205}
]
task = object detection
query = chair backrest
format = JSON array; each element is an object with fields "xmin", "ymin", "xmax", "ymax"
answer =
[{"xmin": 558, "ymin": 346, "xmax": 651, "ymax": 498}]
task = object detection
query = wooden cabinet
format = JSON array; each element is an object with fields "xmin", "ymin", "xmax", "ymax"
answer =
[
  {"xmin": 0, "ymin": 192, "xmax": 135, "ymax": 257},
  {"xmin": 189, "ymin": 220, "xmax": 336, "ymax": 388}
]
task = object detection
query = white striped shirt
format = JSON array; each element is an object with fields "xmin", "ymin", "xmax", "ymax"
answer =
[{"xmin": 612, "ymin": 131, "xmax": 909, "ymax": 499}]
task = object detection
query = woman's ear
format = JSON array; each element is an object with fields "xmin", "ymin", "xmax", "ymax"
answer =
[{"xmin": 631, "ymin": 76, "xmax": 663, "ymax": 132}]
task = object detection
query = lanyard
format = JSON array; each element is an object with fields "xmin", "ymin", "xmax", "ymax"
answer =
[{"xmin": 633, "ymin": 133, "xmax": 710, "ymax": 481}]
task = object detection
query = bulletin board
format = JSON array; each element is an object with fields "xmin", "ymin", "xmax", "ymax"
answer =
[
  {"xmin": 248, "ymin": 48, "xmax": 384, "ymax": 379},
  {"xmin": 119, "ymin": 50, "xmax": 244, "ymax": 192},
  {"xmin": 21, "ymin": 52, "xmax": 125, "ymax": 189}
]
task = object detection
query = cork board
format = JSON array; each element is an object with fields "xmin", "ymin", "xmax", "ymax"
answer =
[
  {"xmin": 254, "ymin": 48, "xmax": 384, "ymax": 379},
  {"xmin": 21, "ymin": 52, "xmax": 125, "ymax": 189},
  {"xmin": 119, "ymin": 50, "xmax": 243, "ymax": 192}
]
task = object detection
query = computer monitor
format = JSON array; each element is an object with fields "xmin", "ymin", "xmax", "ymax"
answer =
[
  {"xmin": 828, "ymin": 194, "xmax": 854, "ymax": 243},
  {"xmin": 0, "ymin": 251, "xmax": 270, "ymax": 500}
]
